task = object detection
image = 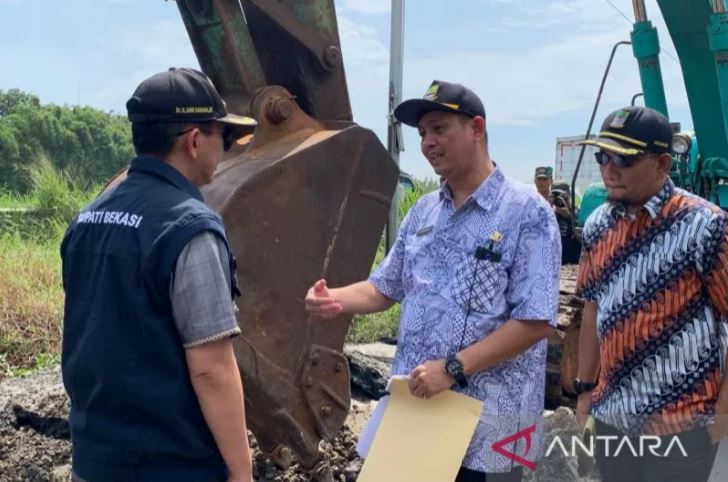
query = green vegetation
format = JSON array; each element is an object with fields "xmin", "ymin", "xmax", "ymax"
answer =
[
  {"xmin": 0, "ymin": 159, "xmax": 94, "ymax": 380},
  {"xmin": 0, "ymin": 88, "xmax": 133, "ymax": 193},
  {"xmin": 0, "ymin": 232, "xmax": 64, "ymax": 378}
]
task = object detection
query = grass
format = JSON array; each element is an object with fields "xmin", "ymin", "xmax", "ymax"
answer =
[
  {"xmin": 0, "ymin": 156, "xmax": 91, "ymax": 381},
  {"xmin": 0, "ymin": 191, "xmax": 32, "ymax": 209},
  {"xmin": 348, "ymin": 305, "xmax": 401, "ymax": 344},
  {"xmin": 0, "ymin": 233, "xmax": 64, "ymax": 379}
]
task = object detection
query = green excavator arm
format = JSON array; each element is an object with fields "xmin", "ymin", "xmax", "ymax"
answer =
[
  {"xmin": 655, "ymin": 0, "xmax": 728, "ymax": 207},
  {"xmin": 657, "ymin": 0, "xmax": 728, "ymax": 158}
]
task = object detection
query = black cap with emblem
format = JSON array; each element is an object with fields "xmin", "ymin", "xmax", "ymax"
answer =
[
  {"xmin": 394, "ymin": 80, "xmax": 486, "ymax": 127},
  {"xmin": 579, "ymin": 105, "xmax": 672, "ymax": 156},
  {"xmin": 534, "ymin": 166, "xmax": 553, "ymax": 179},
  {"xmin": 126, "ymin": 67, "xmax": 256, "ymax": 127}
]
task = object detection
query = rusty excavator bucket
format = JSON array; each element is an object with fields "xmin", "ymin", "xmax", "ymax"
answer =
[{"xmin": 175, "ymin": 0, "xmax": 398, "ymax": 471}]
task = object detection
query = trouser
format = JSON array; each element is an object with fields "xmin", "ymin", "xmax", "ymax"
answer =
[
  {"xmin": 594, "ymin": 419, "xmax": 719, "ymax": 482},
  {"xmin": 454, "ymin": 466, "xmax": 523, "ymax": 482}
]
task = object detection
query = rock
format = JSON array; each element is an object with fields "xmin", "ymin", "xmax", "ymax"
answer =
[
  {"xmin": 51, "ymin": 464, "xmax": 71, "ymax": 482},
  {"xmin": 0, "ymin": 368, "xmax": 72, "ymax": 482},
  {"xmin": 344, "ymin": 343, "xmax": 396, "ymax": 364},
  {"xmin": 342, "ymin": 459, "xmax": 362, "ymax": 482},
  {"xmin": 343, "ymin": 343, "xmax": 395, "ymax": 399},
  {"xmin": 525, "ymin": 407, "xmax": 599, "ymax": 482},
  {"xmin": 0, "ymin": 366, "xmax": 69, "ymax": 418}
]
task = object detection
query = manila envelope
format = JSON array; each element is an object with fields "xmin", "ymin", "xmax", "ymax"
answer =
[{"xmin": 357, "ymin": 376, "xmax": 484, "ymax": 482}]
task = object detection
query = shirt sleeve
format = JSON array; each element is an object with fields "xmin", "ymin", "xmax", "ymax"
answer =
[
  {"xmin": 506, "ymin": 198, "xmax": 561, "ymax": 326},
  {"xmin": 170, "ymin": 231, "xmax": 241, "ymax": 348},
  {"xmin": 575, "ymin": 243, "xmax": 597, "ymax": 302},
  {"xmin": 696, "ymin": 211, "xmax": 728, "ymax": 317},
  {"xmin": 368, "ymin": 208, "xmax": 417, "ymax": 302}
]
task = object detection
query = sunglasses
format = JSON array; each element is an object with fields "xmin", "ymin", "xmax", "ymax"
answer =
[
  {"xmin": 220, "ymin": 126, "xmax": 235, "ymax": 152},
  {"xmin": 176, "ymin": 125, "xmax": 235, "ymax": 152},
  {"xmin": 594, "ymin": 151, "xmax": 656, "ymax": 168}
]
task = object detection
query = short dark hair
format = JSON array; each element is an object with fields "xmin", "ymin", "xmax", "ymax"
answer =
[
  {"xmin": 131, "ymin": 121, "xmax": 214, "ymax": 158},
  {"xmin": 456, "ymin": 115, "xmax": 488, "ymax": 145}
]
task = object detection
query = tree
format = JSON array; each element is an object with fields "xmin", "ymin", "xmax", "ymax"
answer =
[
  {"xmin": 0, "ymin": 89, "xmax": 40, "ymax": 117},
  {"xmin": 0, "ymin": 90, "xmax": 134, "ymax": 193}
]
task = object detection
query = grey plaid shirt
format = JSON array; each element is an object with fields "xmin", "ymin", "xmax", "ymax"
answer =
[{"xmin": 171, "ymin": 231, "xmax": 241, "ymax": 347}]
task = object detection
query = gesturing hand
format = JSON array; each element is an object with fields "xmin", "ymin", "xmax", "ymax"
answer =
[{"xmin": 304, "ymin": 279, "xmax": 343, "ymax": 319}]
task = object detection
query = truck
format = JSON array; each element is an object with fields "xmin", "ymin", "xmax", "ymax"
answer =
[{"xmin": 555, "ymin": 135, "xmax": 600, "ymax": 196}]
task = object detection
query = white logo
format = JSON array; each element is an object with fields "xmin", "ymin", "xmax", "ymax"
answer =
[{"xmin": 545, "ymin": 435, "xmax": 687, "ymax": 458}]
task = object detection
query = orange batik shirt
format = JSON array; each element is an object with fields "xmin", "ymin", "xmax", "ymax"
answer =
[{"xmin": 576, "ymin": 180, "xmax": 728, "ymax": 435}]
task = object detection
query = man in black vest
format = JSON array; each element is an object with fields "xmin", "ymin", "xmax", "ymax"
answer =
[{"xmin": 61, "ymin": 68, "xmax": 256, "ymax": 482}]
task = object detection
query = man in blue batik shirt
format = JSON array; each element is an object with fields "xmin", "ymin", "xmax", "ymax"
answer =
[{"xmin": 305, "ymin": 80, "xmax": 561, "ymax": 482}]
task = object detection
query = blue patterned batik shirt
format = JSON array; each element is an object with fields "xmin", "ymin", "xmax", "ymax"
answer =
[{"xmin": 369, "ymin": 167, "xmax": 561, "ymax": 473}]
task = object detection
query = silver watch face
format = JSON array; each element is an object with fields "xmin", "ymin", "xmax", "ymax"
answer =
[{"xmin": 446, "ymin": 357, "xmax": 462, "ymax": 376}]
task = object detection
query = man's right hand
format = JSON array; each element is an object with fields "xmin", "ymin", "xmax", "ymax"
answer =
[
  {"xmin": 576, "ymin": 392, "xmax": 592, "ymax": 431},
  {"xmin": 304, "ymin": 279, "xmax": 343, "ymax": 319}
]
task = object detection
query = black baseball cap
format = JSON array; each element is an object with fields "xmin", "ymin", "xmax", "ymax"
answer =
[
  {"xmin": 394, "ymin": 80, "xmax": 486, "ymax": 127},
  {"xmin": 126, "ymin": 68, "xmax": 256, "ymax": 127},
  {"xmin": 579, "ymin": 106, "xmax": 671, "ymax": 156}
]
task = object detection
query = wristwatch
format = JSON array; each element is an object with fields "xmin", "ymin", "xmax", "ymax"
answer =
[
  {"xmin": 573, "ymin": 378, "xmax": 597, "ymax": 395},
  {"xmin": 445, "ymin": 355, "xmax": 468, "ymax": 389}
]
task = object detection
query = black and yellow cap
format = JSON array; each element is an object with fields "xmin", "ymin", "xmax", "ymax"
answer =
[
  {"xmin": 580, "ymin": 105, "xmax": 671, "ymax": 156},
  {"xmin": 126, "ymin": 68, "xmax": 256, "ymax": 127},
  {"xmin": 394, "ymin": 80, "xmax": 486, "ymax": 127}
]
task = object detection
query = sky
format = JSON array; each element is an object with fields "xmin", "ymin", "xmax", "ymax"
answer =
[{"xmin": 0, "ymin": 0, "xmax": 694, "ymax": 184}]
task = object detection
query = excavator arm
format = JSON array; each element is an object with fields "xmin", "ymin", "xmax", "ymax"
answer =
[{"xmin": 652, "ymin": 0, "xmax": 728, "ymax": 206}]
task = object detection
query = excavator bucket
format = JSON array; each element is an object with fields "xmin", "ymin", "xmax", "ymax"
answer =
[
  {"xmin": 174, "ymin": 0, "xmax": 399, "ymax": 470},
  {"xmin": 203, "ymin": 88, "xmax": 397, "ymax": 467}
]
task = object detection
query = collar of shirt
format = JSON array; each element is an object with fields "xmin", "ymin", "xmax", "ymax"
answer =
[
  {"xmin": 607, "ymin": 178, "xmax": 675, "ymax": 220},
  {"xmin": 438, "ymin": 165, "xmax": 505, "ymax": 211},
  {"xmin": 128, "ymin": 155, "xmax": 204, "ymax": 202}
]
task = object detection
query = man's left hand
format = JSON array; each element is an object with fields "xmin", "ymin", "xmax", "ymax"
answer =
[
  {"xmin": 708, "ymin": 401, "xmax": 728, "ymax": 445},
  {"xmin": 408, "ymin": 359, "xmax": 455, "ymax": 399}
]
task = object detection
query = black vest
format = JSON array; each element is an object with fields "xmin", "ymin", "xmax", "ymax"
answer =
[{"xmin": 61, "ymin": 156, "xmax": 239, "ymax": 481}]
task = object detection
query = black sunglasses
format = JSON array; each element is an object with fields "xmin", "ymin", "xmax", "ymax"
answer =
[
  {"xmin": 220, "ymin": 125, "xmax": 235, "ymax": 152},
  {"xmin": 176, "ymin": 125, "xmax": 235, "ymax": 152},
  {"xmin": 594, "ymin": 150, "xmax": 655, "ymax": 168}
]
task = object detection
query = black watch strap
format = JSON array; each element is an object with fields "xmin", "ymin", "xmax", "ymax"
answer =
[
  {"xmin": 445, "ymin": 355, "xmax": 468, "ymax": 388},
  {"xmin": 573, "ymin": 379, "xmax": 596, "ymax": 395}
]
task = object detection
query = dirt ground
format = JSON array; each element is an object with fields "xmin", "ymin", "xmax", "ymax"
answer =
[{"xmin": 0, "ymin": 366, "xmax": 376, "ymax": 482}]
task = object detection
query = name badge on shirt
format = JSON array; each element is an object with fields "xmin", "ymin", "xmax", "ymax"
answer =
[{"xmin": 416, "ymin": 225, "xmax": 434, "ymax": 237}]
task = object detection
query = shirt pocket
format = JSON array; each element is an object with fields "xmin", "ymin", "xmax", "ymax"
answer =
[
  {"xmin": 402, "ymin": 233, "xmax": 429, "ymax": 282},
  {"xmin": 449, "ymin": 253, "xmax": 503, "ymax": 314}
]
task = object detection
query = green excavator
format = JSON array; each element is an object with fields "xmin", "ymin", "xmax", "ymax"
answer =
[{"xmin": 575, "ymin": 0, "xmax": 728, "ymax": 226}]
